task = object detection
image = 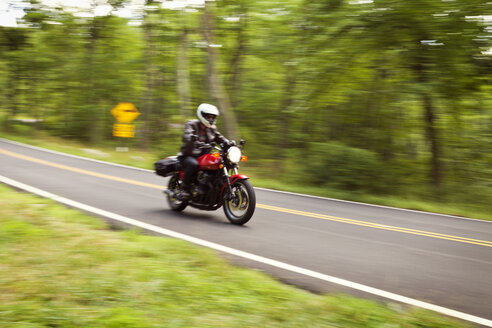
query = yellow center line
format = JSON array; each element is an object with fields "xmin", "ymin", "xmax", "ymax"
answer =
[
  {"xmin": 2, "ymin": 148, "xmax": 491, "ymax": 248},
  {"xmin": 257, "ymin": 204, "xmax": 492, "ymax": 247},
  {"xmin": 0, "ymin": 149, "xmax": 164, "ymax": 190}
]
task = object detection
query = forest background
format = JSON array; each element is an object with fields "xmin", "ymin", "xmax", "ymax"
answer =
[{"xmin": 1, "ymin": 0, "xmax": 491, "ymax": 218}]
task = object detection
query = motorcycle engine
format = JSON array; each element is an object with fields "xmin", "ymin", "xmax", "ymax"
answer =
[
  {"xmin": 193, "ymin": 171, "xmax": 213, "ymax": 197},
  {"xmin": 196, "ymin": 171, "xmax": 210, "ymax": 186},
  {"xmin": 192, "ymin": 171, "xmax": 220, "ymax": 204}
]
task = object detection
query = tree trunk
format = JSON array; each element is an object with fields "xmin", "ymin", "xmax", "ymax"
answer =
[
  {"xmin": 228, "ymin": 10, "xmax": 247, "ymax": 109},
  {"xmin": 29, "ymin": 72, "xmax": 43, "ymax": 131},
  {"xmin": 87, "ymin": 18, "xmax": 102, "ymax": 144},
  {"xmin": 414, "ymin": 56, "xmax": 442, "ymax": 190},
  {"xmin": 4, "ymin": 65, "xmax": 18, "ymax": 132},
  {"xmin": 422, "ymin": 93, "xmax": 441, "ymax": 188},
  {"xmin": 277, "ymin": 65, "xmax": 296, "ymax": 169},
  {"xmin": 139, "ymin": 18, "xmax": 155, "ymax": 150},
  {"xmin": 176, "ymin": 26, "xmax": 192, "ymax": 118},
  {"xmin": 201, "ymin": 5, "xmax": 238, "ymax": 141}
]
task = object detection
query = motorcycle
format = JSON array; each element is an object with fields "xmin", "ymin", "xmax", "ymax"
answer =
[{"xmin": 154, "ymin": 139, "xmax": 256, "ymax": 225}]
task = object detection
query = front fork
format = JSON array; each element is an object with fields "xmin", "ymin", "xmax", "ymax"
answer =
[
  {"xmin": 223, "ymin": 167, "xmax": 240, "ymax": 199},
  {"xmin": 222, "ymin": 167, "xmax": 249, "ymax": 200},
  {"xmin": 223, "ymin": 167, "xmax": 235, "ymax": 199}
]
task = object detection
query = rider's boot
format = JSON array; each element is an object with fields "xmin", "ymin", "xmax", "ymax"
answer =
[{"xmin": 180, "ymin": 184, "xmax": 191, "ymax": 200}]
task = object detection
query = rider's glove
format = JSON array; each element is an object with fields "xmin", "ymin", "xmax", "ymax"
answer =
[
  {"xmin": 195, "ymin": 141, "xmax": 205, "ymax": 148},
  {"xmin": 195, "ymin": 141, "xmax": 212, "ymax": 151}
]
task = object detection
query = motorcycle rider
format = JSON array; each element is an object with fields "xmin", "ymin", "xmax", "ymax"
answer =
[{"xmin": 178, "ymin": 103, "xmax": 229, "ymax": 199}]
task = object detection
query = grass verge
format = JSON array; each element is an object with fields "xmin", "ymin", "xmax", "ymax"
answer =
[
  {"xmin": 0, "ymin": 183, "xmax": 472, "ymax": 328},
  {"xmin": 0, "ymin": 128, "xmax": 490, "ymax": 221}
]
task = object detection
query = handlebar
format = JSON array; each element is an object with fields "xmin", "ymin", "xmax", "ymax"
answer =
[{"xmin": 194, "ymin": 139, "xmax": 246, "ymax": 152}]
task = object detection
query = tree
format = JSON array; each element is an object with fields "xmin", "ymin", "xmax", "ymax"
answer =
[
  {"xmin": 0, "ymin": 25, "xmax": 29, "ymax": 130},
  {"xmin": 201, "ymin": 3, "xmax": 238, "ymax": 141}
]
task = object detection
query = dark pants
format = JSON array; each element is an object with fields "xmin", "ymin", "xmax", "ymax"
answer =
[{"xmin": 181, "ymin": 156, "xmax": 198, "ymax": 191}]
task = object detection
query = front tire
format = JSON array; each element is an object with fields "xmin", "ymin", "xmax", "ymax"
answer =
[
  {"xmin": 223, "ymin": 179, "xmax": 256, "ymax": 225},
  {"xmin": 167, "ymin": 174, "xmax": 188, "ymax": 211}
]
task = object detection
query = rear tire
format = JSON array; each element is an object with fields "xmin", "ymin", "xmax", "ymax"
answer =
[
  {"xmin": 223, "ymin": 179, "xmax": 255, "ymax": 225},
  {"xmin": 167, "ymin": 174, "xmax": 188, "ymax": 211}
]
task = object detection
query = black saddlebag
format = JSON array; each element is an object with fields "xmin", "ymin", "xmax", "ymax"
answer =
[{"xmin": 154, "ymin": 156, "xmax": 181, "ymax": 177}]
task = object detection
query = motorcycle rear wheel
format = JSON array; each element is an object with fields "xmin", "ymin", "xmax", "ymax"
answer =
[
  {"xmin": 167, "ymin": 174, "xmax": 188, "ymax": 211},
  {"xmin": 223, "ymin": 179, "xmax": 256, "ymax": 225}
]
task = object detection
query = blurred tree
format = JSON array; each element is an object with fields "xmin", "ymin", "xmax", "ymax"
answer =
[
  {"xmin": 0, "ymin": 25, "xmax": 29, "ymax": 130},
  {"xmin": 176, "ymin": 10, "xmax": 192, "ymax": 117},
  {"xmin": 201, "ymin": 3, "xmax": 238, "ymax": 141},
  {"xmin": 365, "ymin": 0, "xmax": 490, "ymax": 189},
  {"xmin": 0, "ymin": 0, "xmax": 490, "ymax": 207},
  {"xmin": 301, "ymin": 0, "xmax": 491, "ymax": 192},
  {"xmin": 216, "ymin": 0, "xmax": 249, "ymax": 109},
  {"xmin": 140, "ymin": 1, "xmax": 159, "ymax": 150}
]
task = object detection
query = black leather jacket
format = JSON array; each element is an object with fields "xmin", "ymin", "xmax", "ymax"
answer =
[{"xmin": 179, "ymin": 119, "xmax": 228, "ymax": 157}]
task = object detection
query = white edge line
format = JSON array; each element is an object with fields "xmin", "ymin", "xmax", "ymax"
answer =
[
  {"xmin": 0, "ymin": 137, "xmax": 488, "ymax": 223},
  {"xmin": 1, "ymin": 174, "xmax": 491, "ymax": 328}
]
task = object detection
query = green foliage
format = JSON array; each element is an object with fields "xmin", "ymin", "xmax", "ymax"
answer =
[
  {"xmin": 305, "ymin": 142, "xmax": 385, "ymax": 192},
  {"xmin": 0, "ymin": 0, "xmax": 491, "ymax": 207}
]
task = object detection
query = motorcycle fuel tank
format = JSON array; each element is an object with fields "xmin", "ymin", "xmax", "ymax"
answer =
[{"xmin": 198, "ymin": 153, "xmax": 221, "ymax": 170}]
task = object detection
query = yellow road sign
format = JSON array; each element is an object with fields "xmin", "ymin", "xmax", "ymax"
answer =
[
  {"xmin": 111, "ymin": 102, "xmax": 140, "ymax": 123},
  {"xmin": 113, "ymin": 123, "xmax": 135, "ymax": 138}
]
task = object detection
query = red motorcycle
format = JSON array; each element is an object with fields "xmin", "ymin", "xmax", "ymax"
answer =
[{"xmin": 155, "ymin": 140, "xmax": 256, "ymax": 225}]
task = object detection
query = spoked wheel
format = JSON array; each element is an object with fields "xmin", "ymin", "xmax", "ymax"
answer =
[
  {"xmin": 223, "ymin": 179, "xmax": 256, "ymax": 225},
  {"xmin": 166, "ymin": 174, "xmax": 188, "ymax": 211}
]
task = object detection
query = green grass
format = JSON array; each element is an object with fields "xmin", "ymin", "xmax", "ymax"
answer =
[
  {"xmin": 0, "ymin": 183, "xmax": 472, "ymax": 328},
  {"xmin": 0, "ymin": 127, "xmax": 490, "ymax": 221}
]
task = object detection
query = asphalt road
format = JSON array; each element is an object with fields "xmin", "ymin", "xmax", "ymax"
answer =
[{"xmin": 1, "ymin": 138, "xmax": 491, "ymax": 326}]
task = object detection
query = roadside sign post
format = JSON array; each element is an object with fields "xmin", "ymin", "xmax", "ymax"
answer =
[{"xmin": 111, "ymin": 102, "xmax": 140, "ymax": 151}]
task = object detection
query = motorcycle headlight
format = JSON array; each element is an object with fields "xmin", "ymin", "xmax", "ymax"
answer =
[{"xmin": 227, "ymin": 146, "xmax": 242, "ymax": 164}]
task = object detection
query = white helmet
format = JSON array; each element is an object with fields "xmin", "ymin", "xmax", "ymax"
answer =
[{"xmin": 197, "ymin": 103, "xmax": 220, "ymax": 128}]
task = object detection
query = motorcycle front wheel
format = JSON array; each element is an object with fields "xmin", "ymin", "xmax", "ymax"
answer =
[
  {"xmin": 223, "ymin": 179, "xmax": 256, "ymax": 225},
  {"xmin": 166, "ymin": 174, "xmax": 188, "ymax": 211}
]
